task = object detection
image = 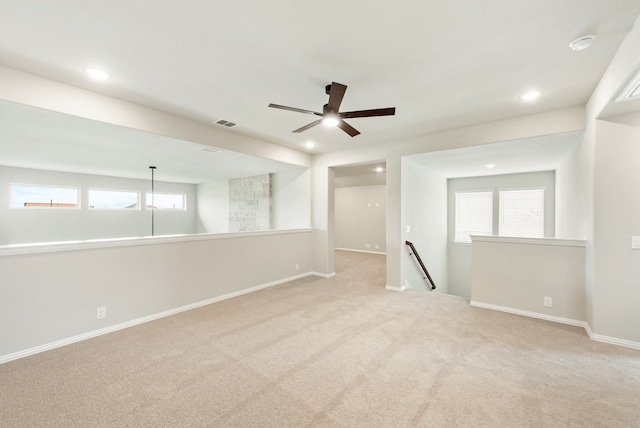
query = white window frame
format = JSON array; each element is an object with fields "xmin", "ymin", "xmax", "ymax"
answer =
[
  {"xmin": 145, "ymin": 192, "xmax": 187, "ymax": 211},
  {"xmin": 88, "ymin": 188, "xmax": 141, "ymax": 210},
  {"xmin": 10, "ymin": 183, "xmax": 80, "ymax": 209}
]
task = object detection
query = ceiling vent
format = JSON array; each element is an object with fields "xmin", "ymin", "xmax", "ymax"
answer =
[
  {"xmin": 215, "ymin": 119, "xmax": 238, "ymax": 128},
  {"xmin": 615, "ymin": 69, "xmax": 640, "ymax": 103}
]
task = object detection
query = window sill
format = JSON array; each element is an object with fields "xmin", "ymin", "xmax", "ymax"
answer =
[{"xmin": 470, "ymin": 235, "xmax": 586, "ymax": 247}]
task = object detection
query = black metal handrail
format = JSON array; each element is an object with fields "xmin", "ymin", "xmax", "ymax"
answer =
[{"xmin": 405, "ymin": 241, "xmax": 436, "ymax": 290}]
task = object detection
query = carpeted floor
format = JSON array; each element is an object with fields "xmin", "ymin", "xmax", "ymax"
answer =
[{"xmin": 1, "ymin": 250, "xmax": 639, "ymax": 427}]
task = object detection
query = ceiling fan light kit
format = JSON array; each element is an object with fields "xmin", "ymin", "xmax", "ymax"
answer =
[{"xmin": 269, "ymin": 82, "xmax": 395, "ymax": 137}]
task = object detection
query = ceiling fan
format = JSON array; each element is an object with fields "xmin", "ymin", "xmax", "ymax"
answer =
[{"xmin": 268, "ymin": 82, "xmax": 395, "ymax": 137}]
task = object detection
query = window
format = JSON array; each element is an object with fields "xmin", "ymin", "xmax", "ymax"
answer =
[
  {"xmin": 89, "ymin": 189, "xmax": 139, "ymax": 209},
  {"xmin": 11, "ymin": 184, "xmax": 79, "ymax": 208},
  {"xmin": 454, "ymin": 191, "xmax": 493, "ymax": 243},
  {"xmin": 499, "ymin": 189, "xmax": 544, "ymax": 238},
  {"xmin": 454, "ymin": 188, "xmax": 546, "ymax": 243},
  {"xmin": 146, "ymin": 192, "xmax": 186, "ymax": 210}
]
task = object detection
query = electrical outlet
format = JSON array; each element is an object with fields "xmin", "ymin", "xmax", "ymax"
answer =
[
  {"xmin": 543, "ymin": 297, "xmax": 552, "ymax": 308},
  {"xmin": 374, "ymin": 244, "xmax": 379, "ymax": 249},
  {"xmin": 365, "ymin": 243, "xmax": 371, "ymax": 248},
  {"xmin": 632, "ymin": 236, "xmax": 640, "ymax": 249},
  {"xmin": 406, "ymin": 226, "xmax": 411, "ymax": 233},
  {"xmin": 295, "ymin": 263, "xmax": 299, "ymax": 270},
  {"xmin": 96, "ymin": 306, "xmax": 106, "ymax": 320}
]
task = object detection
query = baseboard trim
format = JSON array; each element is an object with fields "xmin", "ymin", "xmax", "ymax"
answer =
[
  {"xmin": 0, "ymin": 271, "xmax": 318, "ymax": 365},
  {"xmin": 470, "ymin": 301, "xmax": 640, "ymax": 351},
  {"xmin": 311, "ymin": 271, "xmax": 336, "ymax": 278},
  {"xmin": 335, "ymin": 247, "xmax": 386, "ymax": 255},
  {"xmin": 470, "ymin": 301, "xmax": 586, "ymax": 327},
  {"xmin": 385, "ymin": 284, "xmax": 406, "ymax": 292},
  {"xmin": 583, "ymin": 323, "xmax": 640, "ymax": 350}
]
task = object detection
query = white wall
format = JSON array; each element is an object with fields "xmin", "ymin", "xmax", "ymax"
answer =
[
  {"xmin": 555, "ymin": 141, "xmax": 589, "ymax": 240},
  {"xmin": 592, "ymin": 119, "xmax": 640, "ymax": 342},
  {"xmin": 402, "ymin": 158, "xmax": 447, "ymax": 292},
  {"xmin": 196, "ymin": 168, "xmax": 311, "ymax": 234},
  {"xmin": 272, "ymin": 168, "xmax": 311, "ymax": 230},
  {"xmin": 312, "ymin": 107, "xmax": 585, "ymax": 289},
  {"xmin": 447, "ymin": 171, "xmax": 556, "ymax": 298},
  {"xmin": 0, "ymin": 229, "xmax": 314, "ymax": 360},
  {"xmin": 0, "ymin": 166, "xmax": 196, "ymax": 245},
  {"xmin": 471, "ymin": 237, "xmax": 586, "ymax": 322},
  {"xmin": 196, "ymin": 179, "xmax": 229, "ymax": 233},
  {"xmin": 335, "ymin": 185, "xmax": 386, "ymax": 253}
]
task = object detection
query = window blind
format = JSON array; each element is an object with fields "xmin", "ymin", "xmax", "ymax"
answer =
[
  {"xmin": 454, "ymin": 191, "xmax": 493, "ymax": 243},
  {"xmin": 498, "ymin": 189, "xmax": 544, "ymax": 238}
]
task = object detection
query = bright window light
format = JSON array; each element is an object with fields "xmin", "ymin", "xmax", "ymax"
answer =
[
  {"xmin": 89, "ymin": 189, "xmax": 139, "ymax": 209},
  {"xmin": 454, "ymin": 191, "xmax": 493, "ymax": 243},
  {"xmin": 499, "ymin": 189, "xmax": 544, "ymax": 238},
  {"xmin": 146, "ymin": 193, "xmax": 186, "ymax": 210},
  {"xmin": 10, "ymin": 184, "xmax": 79, "ymax": 209}
]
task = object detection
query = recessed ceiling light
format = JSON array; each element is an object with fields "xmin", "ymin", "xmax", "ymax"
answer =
[
  {"xmin": 375, "ymin": 167, "xmax": 384, "ymax": 173},
  {"xmin": 485, "ymin": 164, "xmax": 496, "ymax": 168},
  {"xmin": 519, "ymin": 90, "xmax": 542, "ymax": 101},
  {"xmin": 305, "ymin": 141, "xmax": 315, "ymax": 148},
  {"xmin": 84, "ymin": 67, "xmax": 110, "ymax": 80},
  {"xmin": 569, "ymin": 35, "xmax": 595, "ymax": 51}
]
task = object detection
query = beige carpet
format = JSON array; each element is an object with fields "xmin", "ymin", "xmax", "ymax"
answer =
[{"xmin": 1, "ymin": 250, "xmax": 640, "ymax": 427}]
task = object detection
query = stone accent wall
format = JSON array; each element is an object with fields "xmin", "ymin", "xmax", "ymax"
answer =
[{"xmin": 228, "ymin": 174, "xmax": 272, "ymax": 232}]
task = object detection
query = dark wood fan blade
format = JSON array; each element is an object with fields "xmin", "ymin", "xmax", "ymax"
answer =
[
  {"xmin": 327, "ymin": 82, "xmax": 347, "ymax": 112},
  {"xmin": 293, "ymin": 119, "xmax": 322, "ymax": 133},
  {"xmin": 337, "ymin": 119, "xmax": 360, "ymax": 137},
  {"xmin": 340, "ymin": 107, "xmax": 396, "ymax": 119},
  {"xmin": 268, "ymin": 103, "xmax": 322, "ymax": 116}
]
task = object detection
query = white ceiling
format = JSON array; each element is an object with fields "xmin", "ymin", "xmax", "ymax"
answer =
[
  {"xmin": 0, "ymin": 1, "xmax": 639, "ymax": 180},
  {"xmin": 407, "ymin": 131, "xmax": 584, "ymax": 178},
  {"xmin": 0, "ymin": 100, "xmax": 300, "ymax": 183}
]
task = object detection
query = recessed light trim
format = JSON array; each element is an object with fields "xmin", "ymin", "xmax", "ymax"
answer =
[
  {"xmin": 519, "ymin": 90, "xmax": 542, "ymax": 101},
  {"xmin": 199, "ymin": 147, "xmax": 222, "ymax": 154},
  {"xmin": 84, "ymin": 67, "xmax": 110, "ymax": 80},
  {"xmin": 569, "ymin": 35, "xmax": 595, "ymax": 51},
  {"xmin": 375, "ymin": 167, "xmax": 384, "ymax": 173},
  {"xmin": 305, "ymin": 141, "xmax": 315, "ymax": 148},
  {"xmin": 485, "ymin": 164, "xmax": 496, "ymax": 169}
]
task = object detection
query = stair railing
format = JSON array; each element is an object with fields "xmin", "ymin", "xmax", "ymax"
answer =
[{"xmin": 405, "ymin": 241, "xmax": 436, "ymax": 290}]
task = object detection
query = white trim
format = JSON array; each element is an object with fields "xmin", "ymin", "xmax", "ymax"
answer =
[
  {"xmin": 0, "ymin": 228, "xmax": 313, "ymax": 257},
  {"xmin": 470, "ymin": 300, "xmax": 585, "ymax": 327},
  {"xmin": 470, "ymin": 301, "xmax": 640, "ymax": 350},
  {"xmin": 584, "ymin": 323, "xmax": 640, "ymax": 351},
  {"xmin": 311, "ymin": 271, "xmax": 336, "ymax": 278},
  {"xmin": 0, "ymin": 270, "xmax": 320, "ymax": 364},
  {"xmin": 470, "ymin": 235, "xmax": 586, "ymax": 247},
  {"xmin": 385, "ymin": 284, "xmax": 406, "ymax": 292},
  {"xmin": 335, "ymin": 247, "xmax": 386, "ymax": 255}
]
